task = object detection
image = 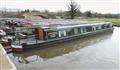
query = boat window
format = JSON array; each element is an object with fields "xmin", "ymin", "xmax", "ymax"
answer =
[
  {"xmin": 99, "ymin": 26, "xmax": 101, "ymax": 30},
  {"xmin": 66, "ymin": 28, "xmax": 75, "ymax": 36},
  {"xmin": 96, "ymin": 26, "xmax": 99, "ymax": 30},
  {"xmin": 46, "ymin": 30, "xmax": 59, "ymax": 39},
  {"xmin": 74, "ymin": 28, "xmax": 78, "ymax": 34},
  {"xmin": 58, "ymin": 30, "xmax": 66, "ymax": 37},
  {"xmin": 102, "ymin": 24, "xmax": 110, "ymax": 29},
  {"xmin": 101, "ymin": 25, "xmax": 104, "ymax": 29},
  {"xmin": 92, "ymin": 26, "xmax": 95, "ymax": 31},
  {"xmin": 85, "ymin": 26, "xmax": 93, "ymax": 32},
  {"xmin": 102, "ymin": 24, "xmax": 106, "ymax": 29},
  {"xmin": 78, "ymin": 27, "xmax": 81, "ymax": 33},
  {"xmin": 106, "ymin": 24, "xmax": 111, "ymax": 28},
  {"xmin": 82, "ymin": 27, "xmax": 86, "ymax": 33}
]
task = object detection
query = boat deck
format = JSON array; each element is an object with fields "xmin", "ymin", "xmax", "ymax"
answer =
[
  {"xmin": 13, "ymin": 37, "xmax": 44, "ymax": 45},
  {"xmin": 0, "ymin": 44, "xmax": 16, "ymax": 70}
]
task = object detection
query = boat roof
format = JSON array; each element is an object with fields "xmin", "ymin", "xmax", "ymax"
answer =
[
  {"xmin": 15, "ymin": 19, "xmax": 112, "ymax": 30},
  {"xmin": 37, "ymin": 19, "xmax": 112, "ymax": 30}
]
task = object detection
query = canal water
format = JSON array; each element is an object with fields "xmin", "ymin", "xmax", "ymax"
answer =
[{"xmin": 8, "ymin": 27, "xmax": 119, "ymax": 70}]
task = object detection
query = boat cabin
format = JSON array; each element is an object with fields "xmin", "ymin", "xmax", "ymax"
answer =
[{"xmin": 35, "ymin": 22, "xmax": 113, "ymax": 41}]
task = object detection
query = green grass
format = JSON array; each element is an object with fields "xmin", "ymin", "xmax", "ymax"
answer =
[{"xmin": 80, "ymin": 18, "xmax": 120, "ymax": 25}]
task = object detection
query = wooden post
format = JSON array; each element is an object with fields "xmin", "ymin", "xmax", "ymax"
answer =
[{"xmin": 37, "ymin": 28, "xmax": 44, "ymax": 40}]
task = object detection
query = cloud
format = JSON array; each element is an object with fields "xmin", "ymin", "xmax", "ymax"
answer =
[{"xmin": 1, "ymin": 0, "xmax": 119, "ymax": 13}]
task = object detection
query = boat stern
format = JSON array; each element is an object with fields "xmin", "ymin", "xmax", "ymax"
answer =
[{"xmin": 11, "ymin": 45, "xmax": 23, "ymax": 53}]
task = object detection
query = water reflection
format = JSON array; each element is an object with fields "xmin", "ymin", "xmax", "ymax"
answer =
[{"xmin": 9, "ymin": 31, "xmax": 113, "ymax": 64}]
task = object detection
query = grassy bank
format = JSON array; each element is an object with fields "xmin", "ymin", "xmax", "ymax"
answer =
[{"xmin": 80, "ymin": 18, "xmax": 120, "ymax": 25}]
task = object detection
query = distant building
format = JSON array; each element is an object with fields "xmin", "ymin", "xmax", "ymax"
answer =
[{"xmin": 22, "ymin": 12, "xmax": 48, "ymax": 20}]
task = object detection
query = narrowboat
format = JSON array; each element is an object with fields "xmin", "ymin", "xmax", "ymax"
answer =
[
  {"xmin": 11, "ymin": 20, "xmax": 114, "ymax": 52},
  {"xmin": 0, "ymin": 29, "xmax": 13, "ymax": 53}
]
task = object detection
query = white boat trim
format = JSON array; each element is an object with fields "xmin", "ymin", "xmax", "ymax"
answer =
[{"xmin": 11, "ymin": 45, "xmax": 22, "ymax": 48}]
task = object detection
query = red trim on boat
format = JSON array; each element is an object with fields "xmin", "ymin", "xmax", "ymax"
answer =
[
  {"xmin": 12, "ymin": 48, "xmax": 23, "ymax": 52},
  {"xmin": 4, "ymin": 47, "xmax": 12, "ymax": 53}
]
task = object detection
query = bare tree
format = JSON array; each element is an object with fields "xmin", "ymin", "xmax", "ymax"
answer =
[
  {"xmin": 67, "ymin": 0, "xmax": 80, "ymax": 19},
  {"xmin": 85, "ymin": 10, "xmax": 92, "ymax": 17}
]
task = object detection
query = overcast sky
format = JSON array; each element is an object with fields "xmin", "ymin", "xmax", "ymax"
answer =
[{"xmin": 0, "ymin": 0, "xmax": 120, "ymax": 14}]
